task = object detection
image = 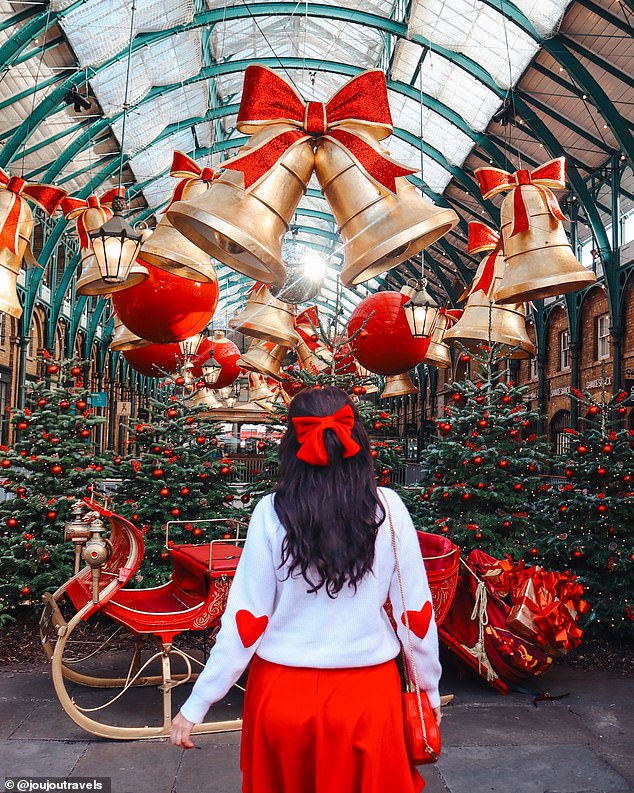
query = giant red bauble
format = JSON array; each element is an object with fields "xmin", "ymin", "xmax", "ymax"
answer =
[
  {"xmin": 123, "ymin": 343, "xmax": 181, "ymax": 378},
  {"xmin": 347, "ymin": 291, "xmax": 428, "ymax": 375},
  {"xmin": 190, "ymin": 334, "xmax": 241, "ymax": 389},
  {"xmin": 112, "ymin": 261, "xmax": 218, "ymax": 343}
]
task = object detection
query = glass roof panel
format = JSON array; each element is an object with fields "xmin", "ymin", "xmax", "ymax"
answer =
[{"xmin": 512, "ymin": 0, "xmax": 572, "ymax": 37}]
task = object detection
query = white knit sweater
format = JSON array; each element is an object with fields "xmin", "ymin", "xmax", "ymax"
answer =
[{"xmin": 180, "ymin": 487, "xmax": 442, "ymax": 724}]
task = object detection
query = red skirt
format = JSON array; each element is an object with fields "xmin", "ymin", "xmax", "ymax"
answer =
[{"xmin": 240, "ymin": 655, "xmax": 424, "ymax": 793}]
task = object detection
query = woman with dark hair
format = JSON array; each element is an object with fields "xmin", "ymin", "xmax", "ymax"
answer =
[{"xmin": 171, "ymin": 386, "xmax": 441, "ymax": 792}]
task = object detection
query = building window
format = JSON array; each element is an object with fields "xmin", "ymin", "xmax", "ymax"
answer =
[
  {"xmin": 529, "ymin": 357, "xmax": 538, "ymax": 380},
  {"xmin": 558, "ymin": 330, "xmax": 570, "ymax": 370},
  {"xmin": 597, "ymin": 314, "xmax": 610, "ymax": 360},
  {"xmin": 551, "ymin": 410, "xmax": 573, "ymax": 456}
]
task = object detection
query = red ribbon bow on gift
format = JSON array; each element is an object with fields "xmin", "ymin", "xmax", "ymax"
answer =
[
  {"xmin": 221, "ymin": 65, "xmax": 417, "ymax": 194},
  {"xmin": 60, "ymin": 187, "xmax": 124, "ymax": 249},
  {"xmin": 474, "ymin": 158, "xmax": 567, "ymax": 237},
  {"xmin": 166, "ymin": 151, "xmax": 216, "ymax": 209},
  {"xmin": 0, "ymin": 169, "xmax": 66, "ymax": 253},
  {"xmin": 292, "ymin": 403, "xmax": 361, "ymax": 466},
  {"xmin": 464, "ymin": 221, "xmax": 502, "ymax": 300}
]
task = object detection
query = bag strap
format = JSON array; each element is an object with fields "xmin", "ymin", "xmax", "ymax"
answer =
[{"xmin": 384, "ymin": 495, "xmax": 434, "ymax": 755}]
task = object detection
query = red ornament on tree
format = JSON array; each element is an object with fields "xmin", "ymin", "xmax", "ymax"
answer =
[
  {"xmin": 75, "ymin": 400, "xmax": 87, "ymax": 411},
  {"xmin": 577, "ymin": 444, "xmax": 588, "ymax": 455},
  {"xmin": 588, "ymin": 405, "xmax": 600, "ymax": 416},
  {"xmin": 37, "ymin": 398, "xmax": 47, "ymax": 408},
  {"xmin": 46, "ymin": 510, "xmax": 57, "ymax": 520},
  {"xmin": 113, "ymin": 456, "xmax": 122, "ymax": 466},
  {"xmin": 499, "ymin": 459, "xmax": 509, "ymax": 469},
  {"xmin": 347, "ymin": 291, "xmax": 429, "ymax": 375},
  {"xmin": 180, "ymin": 487, "xmax": 190, "ymax": 497},
  {"xmin": 241, "ymin": 494, "xmax": 250, "ymax": 504},
  {"xmin": 51, "ymin": 464, "xmax": 62, "ymax": 475},
  {"xmin": 7, "ymin": 517, "xmax": 18, "ymax": 528},
  {"xmin": 159, "ymin": 487, "xmax": 170, "ymax": 497},
  {"xmin": 602, "ymin": 443, "xmax": 613, "ymax": 454},
  {"xmin": 167, "ymin": 408, "xmax": 178, "ymax": 418},
  {"xmin": 174, "ymin": 376, "xmax": 186, "ymax": 387},
  {"xmin": 170, "ymin": 507, "xmax": 181, "ymax": 517},
  {"xmin": 80, "ymin": 429, "xmax": 90, "ymax": 438},
  {"xmin": 257, "ymin": 441, "xmax": 266, "ymax": 451},
  {"xmin": 112, "ymin": 261, "xmax": 218, "ymax": 344},
  {"xmin": 70, "ymin": 366, "xmax": 82, "ymax": 377},
  {"xmin": 47, "ymin": 364, "xmax": 59, "ymax": 375},
  {"xmin": 17, "ymin": 421, "xmax": 28, "ymax": 431},
  {"xmin": 60, "ymin": 400, "xmax": 70, "ymax": 410},
  {"xmin": 153, "ymin": 468, "xmax": 164, "ymax": 478},
  {"xmin": 220, "ymin": 465, "xmax": 231, "ymax": 476},
  {"xmin": 195, "ymin": 436, "xmax": 206, "ymax": 446},
  {"xmin": 1, "ymin": 459, "xmax": 11, "ymax": 469}
]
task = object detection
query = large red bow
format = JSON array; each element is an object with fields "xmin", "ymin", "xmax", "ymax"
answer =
[
  {"xmin": 60, "ymin": 187, "xmax": 123, "ymax": 249},
  {"xmin": 221, "ymin": 65, "xmax": 416, "ymax": 194},
  {"xmin": 465, "ymin": 221, "xmax": 502, "ymax": 299},
  {"xmin": 474, "ymin": 158, "xmax": 567, "ymax": 237},
  {"xmin": 0, "ymin": 169, "xmax": 66, "ymax": 253},
  {"xmin": 167, "ymin": 151, "xmax": 216, "ymax": 209},
  {"xmin": 292, "ymin": 402, "xmax": 361, "ymax": 466}
]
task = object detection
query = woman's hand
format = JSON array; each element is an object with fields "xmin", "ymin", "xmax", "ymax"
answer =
[
  {"xmin": 170, "ymin": 711, "xmax": 196, "ymax": 749},
  {"xmin": 433, "ymin": 706, "xmax": 442, "ymax": 726}
]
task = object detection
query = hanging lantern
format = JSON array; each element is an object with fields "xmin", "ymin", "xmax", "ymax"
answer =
[
  {"xmin": 111, "ymin": 261, "xmax": 218, "ymax": 344},
  {"xmin": 201, "ymin": 348, "xmax": 222, "ymax": 387},
  {"xmin": 474, "ymin": 158, "xmax": 596, "ymax": 303},
  {"xmin": 401, "ymin": 278, "xmax": 439, "ymax": 338},
  {"xmin": 88, "ymin": 195, "xmax": 142, "ymax": 285},
  {"xmin": 443, "ymin": 222, "xmax": 536, "ymax": 358},
  {"xmin": 347, "ymin": 291, "xmax": 429, "ymax": 375},
  {"xmin": 191, "ymin": 331, "xmax": 241, "ymax": 388}
]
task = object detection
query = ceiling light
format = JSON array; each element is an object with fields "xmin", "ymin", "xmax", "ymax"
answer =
[{"xmin": 89, "ymin": 196, "xmax": 142, "ymax": 283}]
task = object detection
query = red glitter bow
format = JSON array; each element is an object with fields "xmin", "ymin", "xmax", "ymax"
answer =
[
  {"xmin": 465, "ymin": 221, "xmax": 502, "ymax": 300},
  {"xmin": 295, "ymin": 305, "xmax": 320, "ymax": 350},
  {"xmin": 0, "ymin": 169, "xmax": 66, "ymax": 253},
  {"xmin": 60, "ymin": 187, "xmax": 124, "ymax": 249},
  {"xmin": 167, "ymin": 151, "xmax": 216, "ymax": 208},
  {"xmin": 221, "ymin": 65, "xmax": 416, "ymax": 194},
  {"xmin": 439, "ymin": 307, "xmax": 463, "ymax": 326},
  {"xmin": 292, "ymin": 403, "xmax": 361, "ymax": 466},
  {"xmin": 474, "ymin": 158, "xmax": 567, "ymax": 237}
]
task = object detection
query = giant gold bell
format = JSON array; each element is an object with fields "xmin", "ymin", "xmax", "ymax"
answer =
[
  {"xmin": 140, "ymin": 179, "xmax": 218, "ymax": 283},
  {"xmin": 239, "ymin": 338, "xmax": 289, "ymax": 380},
  {"xmin": 168, "ymin": 125, "xmax": 314, "ymax": 285},
  {"xmin": 188, "ymin": 387, "xmax": 224, "ymax": 413},
  {"xmin": 421, "ymin": 312, "xmax": 453, "ymax": 368},
  {"xmin": 496, "ymin": 185, "xmax": 596, "ymax": 304},
  {"xmin": 248, "ymin": 372, "xmax": 275, "ymax": 403},
  {"xmin": 381, "ymin": 372, "xmax": 418, "ymax": 398},
  {"xmin": 229, "ymin": 283, "xmax": 299, "ymax": 347},
  {"xmin": 314, "ymin": 132, "xmax": 458, "ymax": 287},
  {"xmin": 444, "ymin": 251, "xmax": 536, "ymax": 359},
  {"xmin": 0, "ymin": 189, "xmax": 32, "ymax": 318},
  {"xmin": 109, "ymin": 316, "xmax": 152, "ymax": 352}
]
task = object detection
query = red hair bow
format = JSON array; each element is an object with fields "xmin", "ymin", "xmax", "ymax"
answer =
[
  {"xmin": 221, "ymin": 64, "xmax": 416, "ymax": 194},
  {"xmin": 292, "ymin": 403, "xmax": 361, "ymax": 466},
  {"xmin": 474, "ymin": 158, "xmax": 567, "ymax": 237},
  {"xmin": 0, "ymin": 169, "xmax": 66, "ymax": 253}
]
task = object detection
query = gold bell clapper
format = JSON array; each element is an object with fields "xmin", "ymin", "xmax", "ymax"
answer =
[
  {"xmin": 109, "ymin": 315, "xmax": 152, "ymax": 352},
  {"xmin": 316, "ymin": 131, "xmax": 459, "ymax": 287},
  {"xmin": 239, "ymin": 338, "xmax": 289, "ymax": 380},
  {"xmin": 381, "ymin": 372, "xmax": 418, "ymax": 398},
  {"xmin": 474, "ymin": 158, "xmax": 596, "ymax": 304},
  {"xmin": 61, "ymin": 191, "xmax": 149, "ymax": 296},
  {"xmin": 167, "ymin": 123, "xmax": 314, "ymax": 286},
  {"xmin": 248, "ymin": 371, "xmax": 275, "ymax": 403},
  {"xmin": 140, "ymin": 152, "xmax": 218, "ymax": 283},
  {"xmin": 229, "ymin": 282, "xmax": 299, "ymax": 347},
  {"xmin": 443, "ymin": 222, "xmax": 536, "ymax": 359},
  {"xmin": 0, "ymin": 171, "xmax": 66, "ymax": 318}
]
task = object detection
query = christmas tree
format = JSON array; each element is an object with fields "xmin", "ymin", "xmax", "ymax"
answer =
[
  {"xmin": 414, "ymin": 344, "xmax": 551, "ymax": 558},
  {"xmin": 107, "ymin": 382, "xmax": 240, "ymax": 586},
  {"xmin": 0, "ymin": 355, "xmax": 109, "ymax": 613},
  {"xmin": 534, "ymin": 385, "xmax": 634, "ymax": 638}
]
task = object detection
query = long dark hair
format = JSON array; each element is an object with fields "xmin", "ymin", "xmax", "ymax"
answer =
[{"xmin": 274, "ymin": 386, "xmax": 385, "ymax": 597}]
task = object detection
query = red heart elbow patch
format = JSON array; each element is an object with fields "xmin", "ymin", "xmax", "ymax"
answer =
[
  {"xmin": 236, "ymin": 609, "xmax": 269, "ymax": 648},
  {"xmin": 402, "ymin": 600, "xmax": 433, "ymax": 639}
]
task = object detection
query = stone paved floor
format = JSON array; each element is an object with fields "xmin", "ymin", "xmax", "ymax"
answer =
[{"xmin": 0, "ymin": 658, "xmax": 632, "ymax": 793}]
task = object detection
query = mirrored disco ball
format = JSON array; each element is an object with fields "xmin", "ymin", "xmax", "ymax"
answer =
[{"xmin": 270, "ymin": 240, "xmax": 324, "ymax": 304}]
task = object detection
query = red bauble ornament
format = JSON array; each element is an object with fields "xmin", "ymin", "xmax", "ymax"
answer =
[
  {"xmin": 70, "ymin": 366, "xmax": 82, "ymax": 377},
  {"xmin": 193, "ymin": 527, "xmax": 203, "ymax": 537},
  {"xmin": 257, "ymin": 441, "xmax": 266, "ymax": 451},
  {"xmin": 174, "ymin": 376, "xmax": 186, "ymax": 387},
  {"xmin": 502, "ymin": 395, "xmax": 511, "ymax": 404},
  {"xmin": 346, "ymin": 291, "xmax": 429, "ymax": 375},
  {"xmin": 477, "ymin": 482, "xmax": 486, "ymax": 489},
  {"xmin": 51, "ymin": 464, "xmax": 62, "ymax": 475},
  {"xmin": 180, "ymin": 487, "xmax": 190, "ymax": 497},
  {"xmin": 47, "ymin": 364, "xmax": 59, "ymax": 375},
  {"xmin": 170, "ymin": 507, "xmax": 181, "ymax": 517},
  {"xmin": 186, "ymin": 417, "xmax": 195, "ymax": 425},
  {"xmin": 220, "ymin": 465, "xmax": 230, "ymax": 476},
  {"xmin": 159, "ymin": 487, "xmax": 170, "ymax": 497},
  {"xmin": 41, "ymin": 553, "xmax": 50, "ymax": 563},
  {"xmin": 623, "ymin": 474, "xmax": 632, "ymax": 484},
  {"xmin": 441, "ymin": 492, "xmax": 449, "ymax": 500},
  {"xmin": 16, "ymin": 486, "xmax": 26, "ymax": 497},
  {"xmin": 597, "ymin": 466, "xmax": 607, "ymax": 476},
  {"xmin": 478, "ymin": 419, "xmax": 488, "ymax": 428},
  {"xmin": 565, "ymin": 468, "xmax": 574, "ymax": 478},
  {"xmin": 475, "ymin": 395, "xmax": 484, "ymax": 405},
  {"xmin": 529, "ymin": 547, "xmax": 539, "ymax": 557},
  {"xmin": 462, "ymin": 492, "xmax": 471, "ymax": 501},
  {"xmin": 241, "ymin": 494, "xmax": 250, "ymax": 504},
  {"xmin": 352, "ymin": 385, "xmax": 366, "ymax": 396},
  {"xmin": 153, "ymin": 468, "xmax": 164, "ymax": 478},
  {"xmin": 199, "ymin": 473, "xmax": 208, "ymax": 480},
  {"xmin": 559, "ymin": 505, "xmax": 567, "ymax": 513},
  {"xmin": 597, "ymin": 504, "xmax": 607, "ymax": 513},
  {"xmin": 75, "ymin": 400, "xmax": 87, "ymax": 411},
  {"xmin": 499, "ymin": 459, "xmax": 509, "ymax": 468},
  {"xmin": 153, "ymin": 445, "xmax": 162, "ymax": 453},
  {"xmin": 46, "ymin": 510, "xmax": 57, "ymax": 520},
  {"xmin": 190, "ymin": 334, "xmax": 241, "ymax": 389},
  {"xmin": 113, "ymin": 456, "xmax": 122, "ymax": 465},
  {"xmin": 112, "ymin": 261, "xmax": 218, "ymax": 344},
  {"xmin": 224, "ymin": 494, "xmax": 234, "ymax": 503},
  {"xmin": 37, "ymin": 398, "xmax": 47, "ymax": 408},
  {"xmin": 602, "ymin": 443, "xmax": 613, "ymax": 454},
  {"xmin": 573, "ymin": 549, "xmax": 583, "ymax": 558},
  {"xmin": 373, "ymin": 421, "xmax": 383, "ymax": 431},
  {"xmin": 460, "ymin": 353, "xmax": 471, "ymax": 363},
  {"xmin": 503, "ymin": 520, "xmax": 512, "ymax": 528},
  {"xmin": 617, "ymin": 406, "xmax": 627, "ymax": 415},
  {"xmin": 123, "ymin": 343, "xmax": 182, "ymax": 378},
  {"xmin": 1, "ymin": 459, "xmax": 11, "ymax": 469},
  {"xmin": 20, "ymin": 586, "xmax": 31, "ymax": 596},
  {"xmin": 167, "ymin": 408, "xmax": 178, "ymax": 418},
  {"xmin": 80, "ymin": 429, "xmax": 90, "ymax": 438},
  {"xmin": 577, "ymin": 444, "xmax": 588, "ymax": 455},
  {"xmin": 473, "ymin": 455, "xmax": 483, "ymax": 465},
  {"xmin": 474, "ymin": 531, "xmax": 483, "ymax": 540},
  {"xmin": 440, "ymin": 525, "xmax": 449, "ymax": 534},
  {"xmin": 452, "ymin": 393, "xmax": 461, "ymax": 403},
  {"xmin": 223, "ymin": 532, "xmax": 232, "ymax": 539},
  {"xmin": 370, "ymin": 449, "xmax": 378, "ymax": 458},
  {"xmin": 196, "ymin": 435, "xmax": 206, "ymax": 445},
  {"xmin": 588, "ymin": 405, "xmax": 599, "ymax": 416},
  {"xmin": 513, "ymin": 482, "xmax": 523, "ymax": 491},
  {"xmin": 17, "ymin": 421, "xmax": 28, "ymax": 431},
  {"xmin": 509, "ymin": 429, "xmax": 520, "ymax": 439},
  {"xmin": 60, "ymin": 400, "xmax": 70, "ymax": 410},
  {"xmin": 7, "ymin": 517, "xmax": 18, "ymax": 528}
]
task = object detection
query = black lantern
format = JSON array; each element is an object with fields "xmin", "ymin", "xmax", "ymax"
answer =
[
  {"xmin": 402, "ymin": 278, "xmax": 439, "ymax": 338},
  {"xmin": 201, "ymin": 348, "xmax": 222, "ymax": 386},
  {"xmin": 89, "ymin": 196, "xmax": 142, "ymax": 284}
]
